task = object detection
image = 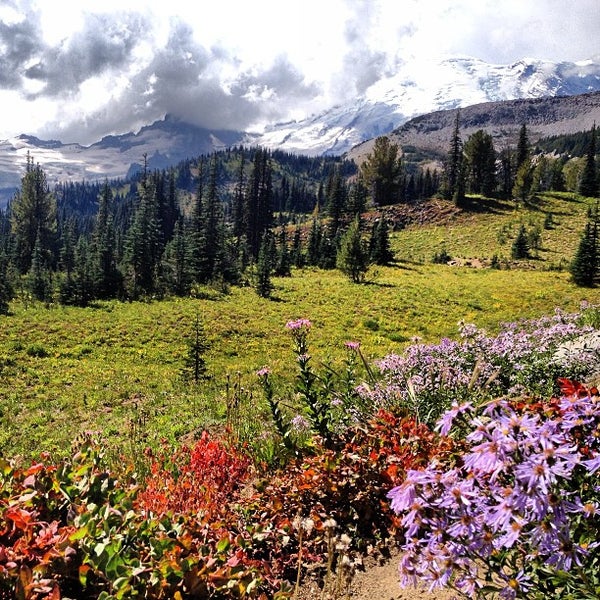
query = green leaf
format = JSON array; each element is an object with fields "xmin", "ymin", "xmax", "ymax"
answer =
[{"xmin": 216, "ymin": 537, "xmax": 230, "ymax": 553}]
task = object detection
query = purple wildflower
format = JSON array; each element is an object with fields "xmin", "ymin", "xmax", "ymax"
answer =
[{"xmin": 285, "ymin": 318, "xmax": 312, "ymax": 331}]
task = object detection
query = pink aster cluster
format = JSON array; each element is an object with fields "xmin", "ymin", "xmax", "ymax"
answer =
[{"xmin": 388, "ymin": 386, "xmax": 600, "ymax": 598}]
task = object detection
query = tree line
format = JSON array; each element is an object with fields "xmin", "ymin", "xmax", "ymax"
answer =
[{"xmin": 0, "ymin": 142, "xmax": 442, "ymax": 312}]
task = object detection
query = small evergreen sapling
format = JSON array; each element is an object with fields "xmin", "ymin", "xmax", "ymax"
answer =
[{"xmin": 182, "ymin": 314, "xmax": 210, "ymax": 382}]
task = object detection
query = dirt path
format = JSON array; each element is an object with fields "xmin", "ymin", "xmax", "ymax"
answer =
[{"xmin": 298, "ymin": 552, "xmax": 457, "ymax": 600}]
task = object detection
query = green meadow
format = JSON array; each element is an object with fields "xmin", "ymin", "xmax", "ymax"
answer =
[{"xmin": 2, "ymin": 193, "xmax": 599, "ymax": 460}]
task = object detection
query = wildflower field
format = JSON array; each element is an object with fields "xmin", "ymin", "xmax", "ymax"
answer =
[{"xmin": 2, "ymin": 299, "xmax": 600, "ymax": 598}]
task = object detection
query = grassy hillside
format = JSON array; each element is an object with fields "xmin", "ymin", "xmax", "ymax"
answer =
[{"xmin": 1, "ymin": 192, "xmax": 599, "ymax": 460}]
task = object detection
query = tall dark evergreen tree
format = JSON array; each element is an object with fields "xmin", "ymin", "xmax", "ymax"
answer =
[
  {"xmin": 570, "ymin": 220, "xmax": 598, "ymax": 286},
  {"xmin": 255, "ymin": 230, "xmax": 275, "ymax": 297},
  {"xmin": 369, "ymin": 218, "xmax": 394, "ymax": 265},
  {"xmin": 92, "ymin": 182, "xmax": 121, "ymax": 298},
  {"xmin": 443, "ymin": 111, "xmax": 466, "ymax": 206},
  {"xmin": 0, "ymin": 250, "xmax": 13, "ymax": 314},
  {"xmin": 325, "ymin": 166, "xmax": 346, "ymax": 234},
  {"xmin": 579, "ymin": 125, "xmax": 598, "ymax": 198},
  {"xmin": 28, "ymin": 230, "xmax": 52, "ymax": 302},
  {"xmin": 123, "ymin": 162, "xmax": 163, "ymax": 298},
  {"xmin": 11, "ymin": 155, "xmax": 57, "ymax": 273},
  {"xmin": 162, "ymin": 217, "xmax": 188, "ymax": 295},
  {"xmin": 464, "ymin": 129, "xmax": 497, "ymax": 196},
  {"xmin": 336, "ymin": 215, "xmax": 370, "ymax": 283},
  {"xmin": 516, "ymin": 124, "xmax": 530, "ymax": 172}
]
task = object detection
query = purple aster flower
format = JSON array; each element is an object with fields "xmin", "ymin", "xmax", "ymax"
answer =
[{"xmin": 344, "ymin": 340, "xmax": 360, "ymax": 351}]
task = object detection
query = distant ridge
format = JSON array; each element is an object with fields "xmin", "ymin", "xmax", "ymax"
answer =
[{"xmin": 347, "ymin": 91, "xmax": 600, "ymax": 163}]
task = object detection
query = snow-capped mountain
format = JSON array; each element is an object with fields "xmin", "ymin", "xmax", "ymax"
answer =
[
  {"xmin": 255, "ymin": 56, "xmax": 600, "ymax": 155},
  {"xmin": 0, "ymin": 116, "xmax": 245, "ymax": 199},
  {"xmin": 1, "ymin": 55, "xmax": 600, "ymax": 203}
]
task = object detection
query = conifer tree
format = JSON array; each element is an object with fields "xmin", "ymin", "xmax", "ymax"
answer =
[
  {"xmin": 512, "ymin": 158, "xmax": 534, "ymax": 202},
  {"xmin": 123, "ymin": 162, "xmax": 162, "ymax": 298},
  {"xmin": 255, "ymin": 230, "xmax": 274, "ymax": 297},
  {"xmin": 516, "ymin": 124, "xmax": 530, "ymax": 172},
  {"xmin": 511, "ymin": 224, "xmax": 530, "ymax": 259},
  {"xmin": 0, "ymin": 251, "xmax": 13, "ymax": 314},
  {"xmin": 360, "ymin": 136, "xmax": 403, "ymax": 206},
  {"xmin": 274, "ymin": 224, "xmax": 291, "ymax": 277},
  {"xmin": 28, "ymin": 230, "xmax": 52, "ymax": 302},
  {"xmin": 93, "ymin": 182, "xmax": 121, "ymax": 298},
  {"xmin": 579, "ymin": 125, "xmax": 598, "ymax": 198},
  {"xmin": 571, "ymin": 211, "xmax": 598, "ymax": 286},
  {"xmin": 291, "ymin": 225, "xmax": 305, "ymax": 268},
  {"xmin": 162, "ymin": 217, "xmax": 188, "ymax": 295},
  {"xmin": 443, "ymin": 111, "xmax": 466, "ymax": 206},
  {"xmin": 11, "ymin": 155, "xmax": 57, "ymax": 273},
  {"xmin": 307, "ymin": 218, "xmax": 322, "ymax": 266},
  {"xmin": 182, "ymin": 314, "xmax": 210, "ymax": 382},
  {"xmin": 369, "ymin": 218, "xmax": 394, "ymax": 265},
  {"xmin": 464, "ymin": 129, "xmax": 497, "ymax": 196},
  {"xmin": 337, "ymin": 215, "xmax": 370, "ymax": 283}
]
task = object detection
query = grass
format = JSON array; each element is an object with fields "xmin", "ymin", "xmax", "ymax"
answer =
[
  {"xmin": 394, "ymin": 192, "xmax": 589, "ymax": 268},
  {"xmin": 1, "ymin": 192, "xmax": 600, "ymax": 460}
]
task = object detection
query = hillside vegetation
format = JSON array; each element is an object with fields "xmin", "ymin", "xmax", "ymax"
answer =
[{"xmin": 1, "ymin": 191, "xmax": 599, "ymax": 460}]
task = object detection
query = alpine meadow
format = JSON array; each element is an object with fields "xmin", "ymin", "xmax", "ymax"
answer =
[{"xmin": 3, "ymin": 82, "xmax": 600, "ymax": 599}]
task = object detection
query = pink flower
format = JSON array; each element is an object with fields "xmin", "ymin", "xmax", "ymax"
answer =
[
  {"xmin": 285, "ymin": 318, "xmax": 312, "ymax": 331},
  {"xmin": 344, "ymin": 341, "xmax": 360, "ymax": 351}
]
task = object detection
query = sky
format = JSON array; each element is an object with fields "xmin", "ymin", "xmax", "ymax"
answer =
[{"xmin": 1, "ymin": 0, "xmax": 599, "ymax": 145}]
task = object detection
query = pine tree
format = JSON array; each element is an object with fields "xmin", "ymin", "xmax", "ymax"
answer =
[
  {"xmin": 464, "ymin": 129, "xmax": 497, "ymax": 196},
  {"xmin": 369, "ymin": 218, "xmax": 394, "ymax": 265},
  {"xmin": 511, "ymin": 224, "xmax": 530, "ymax": 259},
  {"xmin": 291, "ymin": 225, "xmax": 305, "ymax": 268},
  {"xmin": 93, "ymin": 182, "xmax": 121, "ymax": 298},
  {"xmin": 255, "ymin": 231, "xmax": 274, "ymax": 298},
  {"xmin": 307, "ymin": 218, "xmax": 322, "ymax": 266},
  {"xmin": 360, "ymin": 136, "xmax": 403, "ymax": 206},
  {"xmin": 516, "ymin": 124, "xmax": 530, "ymax": 172},
  {"xmin": 11, "ymin": 154, "xmax": 57, "ymax": 273},
  {"xmin": 443, "ymin": 111, "xmax": 466, "ymax": 206},
  {"xmin": 571, "ymin": 217, "xmax": 598, "ymax": 286},
  {"xmin": 336, "ymin": 215, "xmax": 370, "ymax": 283},
  {"xmin": 0, "ymin": 251, "xmax": 13, "ymax": 314},
  {"xmin": 579, "ymin": 125, "xmax": 598, "ymax": 198},
  {"xmin": 182, "ymin": 314, "xmax": 210, "ymax": 382}
]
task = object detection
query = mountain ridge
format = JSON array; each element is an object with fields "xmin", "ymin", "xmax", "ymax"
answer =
[{"xmin": 1, "ymin": 55, "xmax": 600, "ymax": 203}]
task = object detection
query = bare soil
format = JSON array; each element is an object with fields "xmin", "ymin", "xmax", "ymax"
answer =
[{"xmin": 297, "ymin": 550, "xmax": 457, "ymax": 600}]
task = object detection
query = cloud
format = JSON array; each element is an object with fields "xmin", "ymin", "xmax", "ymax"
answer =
[
  {"xmin": 25, "ymin": 11, "xmax": 149, "ymax": 97},
  {"xmin": 0, "ymin": 9, "xmax": 42, "ymax": 88},
  {"xmin": 46, "ymin": 18, "xmax": 323, "ymax": 143},
  {"xmin": 3, "ymin": 0, "xmax": 599, "ymax": 144}
]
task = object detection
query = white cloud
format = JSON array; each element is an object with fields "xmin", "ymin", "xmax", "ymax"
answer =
[{"xmin": 0, "ymin": 0, "xmax": 598, "ymax": 144}]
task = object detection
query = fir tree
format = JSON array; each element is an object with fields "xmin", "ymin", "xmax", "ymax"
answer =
[
  {"xmin": 274, "ymin": 225, "xmax": 291, "ymax": 277},
  {"xmin": 336, "ymin": 215, "xmax": 370, "ymax": 283},
  {"xmin": 516, "ymin": 124, "xmax": 530, "ymax": 172},
  {"xmin": 511, "ymin": 224, "xmax": 530, "ymax": 259},
  {"xmin": 92, "ymin": 182, "xmax": 121, "ymax": 298},
  {"xmin": 291, "ymin": 225, "xmax": 305, "ymax": 268},
  {"xmin": 182, "ymin": 314, "xmax": 210, "ymax": 382},
  {"xmin": 579, "ymin": 125, "xmax": 598, "ymax": 198},
  {"xmin": 28, "ymin": 230, "xmax": 52, "ymax": 302},
  {"xmin": 255, "ymin": 231, "xmax": 274, "ymax": 298},
  {"xmin": 443, "ymin": 111, "xmax": 466, "ymax": 206},
  {"xmin": 360, "ymin": 136, "xmax": 403, "ymax": 206},
  {"xmin": 369, "ymin": 218, "xmax": 394, "ymax": 265},
  {"xmin": 464, "ymin": 129, "xmax": 497, "ymax": 196},
  {"xmin": 11, "ymin": 155, "xmax": 57, "ymax": 273},
  {"xmin": 0, "ymin": 251, "xmax": 13, "ymax": 314},
  {"xmin": 570, "ymin": 218, "xmax": 598, "ymax": 286}
]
